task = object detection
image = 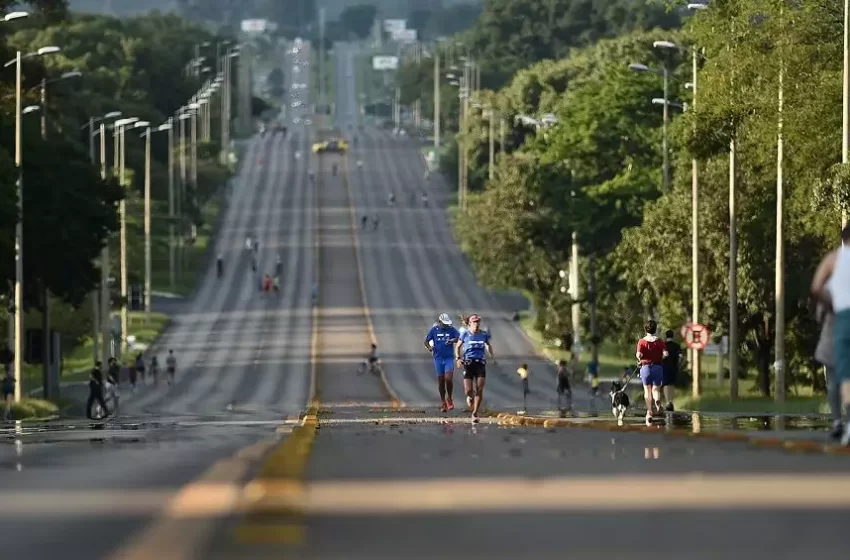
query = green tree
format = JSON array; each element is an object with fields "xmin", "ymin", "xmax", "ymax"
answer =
[{"xmin": 339, "ymin": 4, "xmax": 377, "ymax": 40}]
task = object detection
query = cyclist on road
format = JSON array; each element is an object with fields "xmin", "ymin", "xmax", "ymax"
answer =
[
  {"xmin": 424, "ymin": 313, "xmax": 460, "ymax": 412},
  {"xmin": 455, "ymin": 314, "xmax": 495, "ymax": 423},
  {"xmin": 166, "ymin": 350, "xmax": 177, "ymax": 385}
]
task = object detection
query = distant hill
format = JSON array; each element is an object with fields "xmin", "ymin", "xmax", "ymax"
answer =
[{"xmin": 70, "ymin": 0, "xmax": 178, "ymax": 15}]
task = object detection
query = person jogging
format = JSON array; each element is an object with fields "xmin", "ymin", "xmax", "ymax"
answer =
[
  {"xmin": 636, "ymin": 320, "xmax": 667, "ymax": 425},
  {"xmin": 424, "ymin": 313, "xmax": 460, "ymax": 412},
  {"xmin": 811, "ymin": 224, "xmax": 850, "ymax": 445},
  {"xmin": 662, "ymin": 330, "xmax": 681, "ymax": 411},
  {"xmin": 455, "ymin": 314, "xmax": 495, "ymax": 423}
]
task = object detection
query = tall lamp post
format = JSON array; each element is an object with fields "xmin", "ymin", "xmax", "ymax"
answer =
[
  {"xmin": 113, "ymin": 116, "xmax": 141, "ymax": 357},
  {"xmin": 4, "ymin": 43, "xmax": 60, "ymax": 402},
  {"xmin": 140, "ymin": 123, "xmax": 172, "ymax": 323},
  {"xmin": 84, "ymin": 110, "xmax": 120, "ymax": 364}
]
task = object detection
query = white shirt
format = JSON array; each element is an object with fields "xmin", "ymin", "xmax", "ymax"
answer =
[{"xmin": 828, "ymin": 245, "xmax": 850, "ymax": 312}]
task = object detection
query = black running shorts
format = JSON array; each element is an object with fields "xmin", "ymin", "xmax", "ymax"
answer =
[{"xmin": 462, "ymin": 360, "xmax": 486, "ymax": 379}]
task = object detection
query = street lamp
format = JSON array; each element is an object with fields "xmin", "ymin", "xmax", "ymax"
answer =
[
  {"xmin": 139, "ymin": 123, "xmax": 171, "ymax": 323},
  {"xmin": 6, "ymin": 44, "xmax": 60, "ymax": 402},
  {"xmin": 37, "ymin": 70, "xmax": 82, "ymax": 139},
  {"xmin": 112, "ymin": 116, "xmax": 139, "ymax": 356}
]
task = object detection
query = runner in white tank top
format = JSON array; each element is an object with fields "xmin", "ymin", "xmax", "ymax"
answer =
[{"xmin": 812, "ymin": 228, "xmax": 850, "ymax": 446}]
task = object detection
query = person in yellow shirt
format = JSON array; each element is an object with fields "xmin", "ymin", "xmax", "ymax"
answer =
[{"xmin": 517, "ymin": 364, "xmax": 530, "ymax": 412}]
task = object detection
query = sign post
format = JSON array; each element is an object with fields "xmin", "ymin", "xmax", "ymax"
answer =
[{"xmin": 682, "ymin": 322, "xmax": 711, "ymax": 398}]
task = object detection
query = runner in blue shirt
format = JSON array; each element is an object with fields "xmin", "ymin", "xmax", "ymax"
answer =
[
  {"xmin": 455, "ymin": 314, "xmax": 495, "ymax": 423},
  {"xmin": 424, "ymin": 313, "xmax": 460, "ymax": 412}
]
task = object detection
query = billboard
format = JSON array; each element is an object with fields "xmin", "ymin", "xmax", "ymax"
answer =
[
  {"xmin": 391, "ymin": 29, "xmax": 418, "ymax": 43},
  {"xmin": 241, "ymin": 19, "xmax": 267, "ymax": 33},
  {"xmin": 383, "ymin": 19, "xmax": 407, "ymax": 33},
  {"xmin": 372, "ymin": 55, "xmax": 399, "ymax": 70}
]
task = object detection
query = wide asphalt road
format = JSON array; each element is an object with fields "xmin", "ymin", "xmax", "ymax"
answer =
[
  {"xmin": 0, "ymin": 46, "xmax": 316, "ymax": 559},
  {"xmin": 205, "ymin": 43, "xmax": 850, "ymax": 560}
]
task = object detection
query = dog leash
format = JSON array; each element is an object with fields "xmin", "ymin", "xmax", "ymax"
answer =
[{"xmin": 613, "ymin": 365, "xmax": 641, "ymax": 394}]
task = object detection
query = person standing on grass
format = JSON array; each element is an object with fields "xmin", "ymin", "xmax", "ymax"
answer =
[
  {"xmin": 662, "ymin": 330, "xmax": 681, "ymax": 412},
  {"xmin": 516, "ymin": 363, "xmax": 530, "ymax": 413}
]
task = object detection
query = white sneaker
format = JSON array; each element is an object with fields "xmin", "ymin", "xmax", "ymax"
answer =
[{"xmin": 466, "ymin": 396, "xmax": 473, "ymax": 408}]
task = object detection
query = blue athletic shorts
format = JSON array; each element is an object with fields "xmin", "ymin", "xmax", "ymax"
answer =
[
  {"xmin": 433, "ymin": 355, "xmax": 454, "ymax": 376},
  {"xmin": 640, "ymin": 364, "xmax": 663, "ymax": 386}
]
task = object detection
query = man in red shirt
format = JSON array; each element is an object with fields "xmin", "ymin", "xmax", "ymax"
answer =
[{"xmin": 636, "ymin": 320, "xmax": 667, "ymax": 425}]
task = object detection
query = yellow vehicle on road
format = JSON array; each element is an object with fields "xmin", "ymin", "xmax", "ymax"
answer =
[{"xmin": 312, "ymin": 138, "xmax": 348, "ymax": 153}]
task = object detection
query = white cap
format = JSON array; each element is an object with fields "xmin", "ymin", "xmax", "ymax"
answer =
[{"xmin": 438, "ymin": 313, "xmax": 452, "ymax": 326}]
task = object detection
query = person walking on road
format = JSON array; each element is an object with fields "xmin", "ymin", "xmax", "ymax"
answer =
[
  {"xmin": 636, "ymin": 320, "xmax": 667, "ymax": 426},
  {"xmin": 372, "ymin": 215, "xmax": 380, "ymax": 231},
  {"xmin": 516, "ymin": 363, "xmax": 530, "ymax": 413},
  {"xmin": 217, "ymin": 253, "xmax": 224, "ymax": 278},
  {"xmin": 273, "ymin": 274, "xmax": 280, "ymax": 295},
  {"xmin": 556, "ymin": 360, "xmax": 572, "ymax": 412},
  {"xmin": 106, "ymin": 357, "xmax": 120, "ymax": 387},
  {"xmin": 2, "ymin": 348, "xmax": 14, "ymax": 421},
  {"xmin": 811, "ymin": 224, "xmax": 850, "ymax": 444},
  {"xmin": 361, "ymin": 215, "xmax": 368, "ymax": 229},
  {"xmin": 814, "ymin": 292, "xmax": 843, "ymax": 440},
  {"xmin": 455, "ymin": 314, "xmax": 495, "ymax": 423},
  {"xmin": 86, "ymin": 361, "xmax": 109, "ymax": 419},
  {"xmin": 166, "ymin": 350, "xmax": 177, "ymax": 385},
  {"xmin": 662, "ymin": 330, "xmax": 681, "ymax": 412},
  {"xmin": 424, "ymin": 313, "xmax": 460, "ymax": 412},
  {"xmin": 134, "ymin": 353, "xmax": 145, "ymax": 386}
]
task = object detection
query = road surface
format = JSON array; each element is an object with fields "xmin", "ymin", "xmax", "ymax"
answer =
[
  {"xmin": 0, "ymin": 44, "xmax": 316, "ymax": 559},
  {"xmin": 2, "ymin": 41, "xmax": 850, "ymax": 560}
]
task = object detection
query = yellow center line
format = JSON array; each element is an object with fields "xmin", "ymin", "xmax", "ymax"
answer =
[{"xmin": 341, "ymin": 150, "xmax": 402, "ymax": 408}]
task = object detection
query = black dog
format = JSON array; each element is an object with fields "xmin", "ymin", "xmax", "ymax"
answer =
[{"xmin": 609, "ymin": 381, "xmax": 630, "ymax": 426}]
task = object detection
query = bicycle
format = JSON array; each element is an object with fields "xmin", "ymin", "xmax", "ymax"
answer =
[{"xmin": 357, "ymin": 359, "xmax": 382, "ymax": 377}]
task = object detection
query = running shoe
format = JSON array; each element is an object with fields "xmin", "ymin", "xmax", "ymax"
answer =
[
  {"xmin": 466, "ymin": 395, "xmax": 473, "ymax": 408},
  {"xmin": 665, "ymin": 402, "xmax": 675, "ymax": 412},
  {"xmin": 446, "ymin": 398, "xmax": 455, "ymax": 411},
  {"xmin": 829, "ymin": 420, "xmax": 844, "ymax": 441},
  {"xmin": 645, "ymin": 412, "xmax": 653, "ymax": 427},
  {"xmin": 472, "ymin": 412, "xmax": 480, "ymax": 424},
  {"xmin": 440, "ymin": 401, "xmax": 448, "ymax": 412}
]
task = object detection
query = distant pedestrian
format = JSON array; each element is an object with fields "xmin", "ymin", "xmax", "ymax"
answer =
[
  {"xmin": 372, "ymin": 215, "xmax": 380, "ymax": 230},
  {"xmin": 2, "ymin": 348, "xmax": 14, "ymax": 421},
  {"xmin": 273, "ymin": 274, "xmax": 280, "ymax": 295},
  {"xmin": 87, "ymin": 361, "xmax": 109, "ymax": 419},
  {"xmin": 134, "ymin": 353, "xmax": 145, "ymax": 385},
  {"xmin": 516, "ymin": 363, "xmax": 530, "ymax": 413},
  {"xmin": 556, "ymin": 359, "xmax": 572, "ymax": 411},
  {"xmin": 662, "ymin": 330, "xmax": 681, "ymax": 412},
  {"xmin": 361, "ymin": 215, "xmax": 368, "ymax": 229},
  {"xmin": 107, "ymin": 357, "xmax": 120, "ymax": 386}
]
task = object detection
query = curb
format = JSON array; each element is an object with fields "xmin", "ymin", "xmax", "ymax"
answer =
[{"xmin": 490, "ymin": 410, "xmax": 850, "ymax": 456}]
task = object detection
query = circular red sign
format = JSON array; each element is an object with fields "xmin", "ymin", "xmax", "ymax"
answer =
[{"xmin": 684, "ymin": 323, "xmax": 711, "ymax": 350}]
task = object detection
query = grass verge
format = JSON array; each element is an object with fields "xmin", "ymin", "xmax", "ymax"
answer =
[
  {"xmin": 674, "ymin": 381, "xmax": 828, "ymax": 415},
  {"xmin": 22, "ymin": 310, "xmax": 170, "ymax": 394},
  {"xmin": 6, "ymin": 398, "xmax": 59, "ymax": 421}
]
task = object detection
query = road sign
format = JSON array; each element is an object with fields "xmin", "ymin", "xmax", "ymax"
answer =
[
  {"xmin": 383, "ymin": 19, "xmax": 407, "ymax": 33},
  {"xmin": 391, "ymin": 29, "xmax": 418, "ymax": 43},
  {"xmin": 373, "ymin": 55, "xmax": 399, "ymax": 70},
  {"xmin": 682, "ymin": 322, "xmax": 711, "ymax": 350}
]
